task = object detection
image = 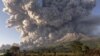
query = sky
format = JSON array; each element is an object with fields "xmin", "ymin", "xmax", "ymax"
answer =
[
  {"xmin": 0, "ymin": 0, "xmax": 100, "ymax": 46},
  {"xmin": 0, "ymin": 0, "xmax": 20, "ymax": 46}
]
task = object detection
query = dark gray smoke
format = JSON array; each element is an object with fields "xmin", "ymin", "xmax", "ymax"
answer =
[{"xmin": 3, "ymin": 0, "xmax": 100, "ymax": 49}]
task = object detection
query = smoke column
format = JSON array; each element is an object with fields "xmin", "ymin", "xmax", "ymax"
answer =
[{"xmin": 2, "ymin": 0, "xmax": 100, "ymax": 49}]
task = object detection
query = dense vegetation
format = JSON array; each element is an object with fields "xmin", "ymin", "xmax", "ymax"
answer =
[{"xmin": 2, "ymin": 40, "xmax": 100, "ymax": 56}]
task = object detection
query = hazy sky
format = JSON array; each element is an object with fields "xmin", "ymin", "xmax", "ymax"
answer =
[
  {"xmin": 0, "ymin": 0, "xmax": 100, "ymax": 46},
  {"xmin": 0, "ymin": 0, "xmax": 20, "ymax": 46}
]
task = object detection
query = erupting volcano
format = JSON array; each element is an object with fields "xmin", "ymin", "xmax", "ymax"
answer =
[{"xmin": 3, "ymin": 0, "xmax": 100, "ymax": 50}]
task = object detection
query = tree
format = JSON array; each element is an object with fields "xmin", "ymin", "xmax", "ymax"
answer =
[
  {"xmin": 69, "ymin": 41, "xmax": 84, "ymax": 56},
  {"xmin": 10, "ymin": 46, "xmax": 20, "ymax": 52},
  {"xmin": 70, "ymin": 41, "xmax": 83, "ymax": 52},
  {"xmin": 4, "ymin": 50, "xmax": 12, "ymax": 56},
  {"xmin": 10, "ymin": 46, "xmax": 20, "ymax": 56},
  {"xmin": 82, "ymin": 45, "xmax": 89, "ymax": 53}
]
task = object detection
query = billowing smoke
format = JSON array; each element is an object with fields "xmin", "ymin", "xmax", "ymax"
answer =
[{"xmin": 2, "ymin": 0, "xmax": 99, "ymax": 49}]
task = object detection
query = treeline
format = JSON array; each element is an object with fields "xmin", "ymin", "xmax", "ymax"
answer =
[{"xmin": 3, "ymin": 41, "xmax": 100, "ymax": 56}]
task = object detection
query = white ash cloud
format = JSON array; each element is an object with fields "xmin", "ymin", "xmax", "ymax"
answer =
[{"xmin": 2, "ymin": 0, "xmax": 100, "ymax": 48}]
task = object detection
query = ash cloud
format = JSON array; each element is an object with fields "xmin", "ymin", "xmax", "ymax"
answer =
[{"xmin": 2, "ymin": 0, "xmax": 100, "ymax": 49}]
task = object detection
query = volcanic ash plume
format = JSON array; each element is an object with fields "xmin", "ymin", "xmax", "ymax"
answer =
[{"xmin": 3, "ymin": 0, "xmax": 99, "ymax": 48}]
